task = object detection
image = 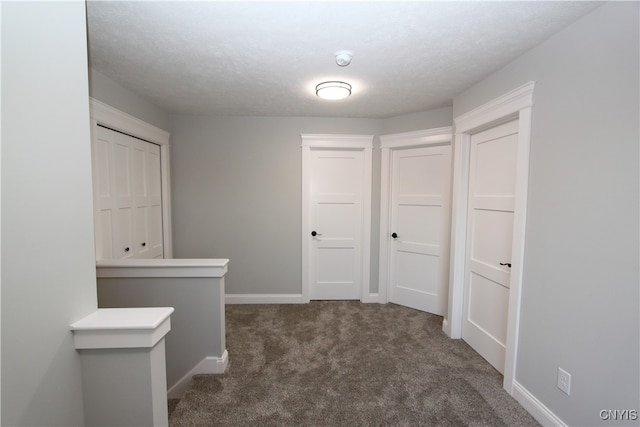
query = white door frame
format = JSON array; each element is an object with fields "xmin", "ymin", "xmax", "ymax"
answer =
[
  {"xmin": 378, "ymin": 127, "xmax": 453, "ymax": 304},
  {"xmin": 89, "ymin": 98, "xmax": 173, "ymax": 258},
  {"xmin": 445, "ymin": 82, "xmax": 535, "ymax": 395},
  {"xmin": 301, "ymin": 134, "xmax": 374, "ymax": 303}
]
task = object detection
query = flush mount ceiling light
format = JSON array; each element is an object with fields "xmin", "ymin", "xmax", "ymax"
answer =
[{"xmin": 315, "ymin": 81, "xmax": 352, "ymax": 100}]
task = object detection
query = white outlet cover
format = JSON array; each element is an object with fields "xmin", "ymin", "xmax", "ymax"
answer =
[{"xmin": 557, "ymin": 367, "xmax": 571, "ymax": 395}]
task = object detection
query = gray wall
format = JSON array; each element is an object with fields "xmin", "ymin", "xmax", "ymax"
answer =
[
  {"xmin": 79, "ymin": 345, "xmax": 166, "ymax": 426},
  {"xmin": 169, "ymin": 108, "xmax": 454, "ymax": 296},
  {"xmin": 2, "ymin": 2, "xmax": 98, "ymax": 425},
  {"xmin": 169, "ymin": 116, "xmax": 383, "ymax": 295},
  {"xmin": 453, "ymin": 3, "xmax": 639, "ymax": 425},
  {"xmin": 97, "ymin": 277, "xmax": 226, "ymax": 389},
  {"xmin": 89, "ymin": 68, "xmax": 172, "ymax": 132},
  {"xmin": 381, "ymin": 106, "xmax": 453, "ymax": 135}
]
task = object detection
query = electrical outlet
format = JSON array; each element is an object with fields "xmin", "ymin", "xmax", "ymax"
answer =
[{"xmin": 557, "ymin": 367, "xmax": 571, "ymax": 395}]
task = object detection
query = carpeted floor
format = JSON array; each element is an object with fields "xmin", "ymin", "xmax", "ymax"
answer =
[{"xmin": 169, "ymin": 301, "xmax": 539, "ymax": 426}]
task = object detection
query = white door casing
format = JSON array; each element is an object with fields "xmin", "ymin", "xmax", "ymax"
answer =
[
  {"xmin": 89, "ymin": 98, "xmax": 172, "ymax": 259},
  {"xmin": 462, "ymin": 119, "xmax": 519, "ymax": 373},
  {"xmin": 447, "ymin": 82, "xmax": 534, "ymax": 395},
  {"xmin": 379, "ymin": 128, "xmax": 453, "ymax": 312},
  {"xmin": 301, "ymin": 134, "xmax": 373, "ymax": 302}
]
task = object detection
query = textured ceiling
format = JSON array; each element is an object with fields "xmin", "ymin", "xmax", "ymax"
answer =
[{"xmin": 86, "ymin": 1, "xmax": 602, "ymax": 118}]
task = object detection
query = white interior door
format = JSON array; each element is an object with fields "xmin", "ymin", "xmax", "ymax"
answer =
[
  {"xmin": 308, "ymin": 148, "xmax": 366, "ymax": 300},
  {"xmin": 92, "ymin": 125, "xmax": 163, "ymax": 259},
  {"xmin": 388, "ymin": 145, "xmax": 451, "ymax": 314},
  {"xmin": 462, "ymin": 119, "xmax": 519, "ymax": 373},
  {"xmin": 132, "ymin": 138, "xmax": 164, "ymax": 258}
]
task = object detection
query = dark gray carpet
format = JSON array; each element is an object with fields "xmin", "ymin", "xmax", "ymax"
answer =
[{"xmin": 169, "ymin": 301, "xmax": 539, "ymax": 426}]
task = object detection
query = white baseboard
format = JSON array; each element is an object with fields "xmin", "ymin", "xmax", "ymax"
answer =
[
  {"xmin": 225, "ymin": 294, "xmax": 306, "ymax": 304},
  {"xmin": 225, "ymin": 293, "xmax": 389, "ymax": 304},
  {"xmin": 442, "ymin": 318, "xmax": 451, "ymax": 337},
  {"xmin": 167, "ymin": 350, "xmax": 229, "ymax": 399},
  {"xmin": 512, "ymin": 380, "xmax": 566, "ymax": 427},
  {"xmin": 361, "ymin": 293, "xmax": 386, "ymax": 303}
]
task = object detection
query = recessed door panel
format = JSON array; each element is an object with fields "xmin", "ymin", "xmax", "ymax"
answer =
[
  {"xmin": 397, "ymin": 204, "xmax": 441, "ymax": 245},
  {"xmin": 475, "ymin": 132, "xmax": 518, "ymax": 197},
  {"xmin": 315, "ymin": 155, "xmax": 359, "ymax": 194},
  {"xmin": 149, "ymin": 145, "xmax": 161, "ymax": 197},
  {"xmin": 115, "ymin": 207, "xmax": 133, "ymax": 258},
  {"xmin": 397, "ymin": 251, "xmax": 440, "ymax": 295},
  {"xmin": 317, "ymin": 247, "xmax": 355, "ymax": 283},
  {"xmin": 398, "ymin": 151, "xmax": 445, "ymax": 195},
  {"xmin": 135, "ymin": 206, "xmax": 150, "ymax": 258},
  {"xmin": 468, "ymin": 272, "xmax": 509, "ymax": 345},
  {"xmin": 471, "ymin": 209, "xmax": 514, "ymax": 272},
  {"xmin": 150, "ymin": 205, "xmax": 163, "ymax": 258},
  {"xmin": 147, "ymin": 142, "xmax": 163, "ymax": 258},
  {"xmin": 317, "ymin": 203, "xmax": 356, "ymax": 240},
  {"xmin": 95, "ymin": 136, "xmax": 111, "ymax": 199},
  {"xmin": 132, "ymin": 142, "xmax": 147, "ymax": 199},
  {"xmin": 114, "ymin": 135, "xmax": 132, "ymax": 200},
  {"xmin": 97, "ymin": 210, "xmax": 113, "ymax": 258}
]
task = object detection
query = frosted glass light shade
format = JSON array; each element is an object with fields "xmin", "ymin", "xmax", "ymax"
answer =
[{"xmin": 316, "ymin": 81, "xmax": 352, "ymax": 100}]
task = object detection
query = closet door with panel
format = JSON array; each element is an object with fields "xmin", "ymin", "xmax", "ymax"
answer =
[{"xmin": 93, "ymin": 125, "xmax": 164, "ymax": 259}]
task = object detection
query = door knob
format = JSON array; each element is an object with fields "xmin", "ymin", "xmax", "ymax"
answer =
[
  {"xmin": 311, "ymin": 231, "xmax": 322, "ymax": 237},
  {"xmin": 500, "ymin": 262, "xmax": 512, "ymax": 268},
  {"xmin": 391, "ymin": 232, "xmax": 398, "ymax": 239}
]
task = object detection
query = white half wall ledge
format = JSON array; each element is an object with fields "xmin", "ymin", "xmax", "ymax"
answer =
[
  {"xmin": 167, "ymin": 351, "xmax": 229, "ymax": 399},
  {"xmin": 96, "ymin": 258, "xmax": 229, "ymax": 278},
  {"xmin": 70, "ymin": 307, "xmax": 174, "ymax": 349}
]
